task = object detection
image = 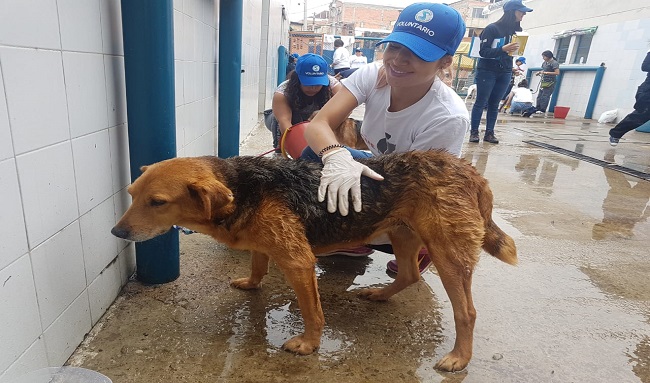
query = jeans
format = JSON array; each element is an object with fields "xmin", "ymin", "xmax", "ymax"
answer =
[
  {"xmin": 300, "ymin": 145, "xmax": 373, "ymax": 162},
  {"xmin": 510, "ymin": 101, "xmax": 533, "ymax": 115},
  {"xmin": 471, "ymin": 69, "xmax": 512, "ymax": 134}
]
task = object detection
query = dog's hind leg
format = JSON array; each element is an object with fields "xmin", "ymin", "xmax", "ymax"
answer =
[
  {"xmin": 358, "ymin": 227, "xmax": 422, "ymax": 301},
  {"xmin": 428, "ymin": 242, "xmax": 479, "ymax": 372},
  {"xmin": 231, "ymin": 251, "xmax": 269, "ymax": 290}
]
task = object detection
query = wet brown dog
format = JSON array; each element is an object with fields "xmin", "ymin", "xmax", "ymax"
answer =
[{"xmin": 111, "ymin": 151, "xmax": 517, "ymax": 372}]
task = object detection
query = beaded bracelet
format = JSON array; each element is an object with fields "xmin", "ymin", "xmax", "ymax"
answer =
[{"xmin": 318, "ymin": 144, "xmax": 345, "ymax": 157}]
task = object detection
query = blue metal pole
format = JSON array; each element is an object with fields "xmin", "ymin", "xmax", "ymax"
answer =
[
  {"xmin": 585, "ymin": 65, "xmax": 606, "ymax": 119},
  {"xmin": 278, "ymin": 46, "xmax": 288, "ymax": 85},
  {"xmin": 218, "ymin": 0, "xmax": 244, "ymax": 158},
  {"xmin": 548, "ymin": 71, "xmax": 563, "ymax": 113},
  {"xmin": 121, "ymin": 0, "xmax": 179, "ymax": 284}
]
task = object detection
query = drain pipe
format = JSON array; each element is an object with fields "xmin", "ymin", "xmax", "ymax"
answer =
[
  {"xmin": 121, "ymin": 0, "xmax": 179, "ymax": 284},
  {"xmin": 218, "ymin": 0, "xmax": 244, "ymax": 158}
]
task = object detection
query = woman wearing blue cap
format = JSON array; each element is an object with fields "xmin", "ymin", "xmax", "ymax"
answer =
[
  {"xmin": 303, "ymin": 4, "xmax": 468, "ymax": 280},
  {"xmin": 268, "ymin": 53, "xmax": 341, "ymax": 152},
  {"xmin": 469, "ymin": 0, "xmax": 532, "ymax": 143}
]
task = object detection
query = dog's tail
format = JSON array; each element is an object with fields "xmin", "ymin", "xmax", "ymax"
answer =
[{"xmin": 479, "ymin": 184, "xmax": 518, "ymax": 266}]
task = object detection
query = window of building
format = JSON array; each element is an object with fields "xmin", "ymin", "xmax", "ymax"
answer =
[
  {"xmin": 555, "ymin": 37, "xmax": 570, "ymax": 63},
  {"xmin": 471, "ymin": 8, "xmax": 486, "ymax": 18},
  {"xmin": 572, "ymin": 34, "xmax": 593, "ymax": 64}
]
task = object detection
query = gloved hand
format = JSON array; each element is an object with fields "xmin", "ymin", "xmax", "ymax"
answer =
[{"xmin": 318, "ymin": 148, "xmax": 384, "ymax": 216}]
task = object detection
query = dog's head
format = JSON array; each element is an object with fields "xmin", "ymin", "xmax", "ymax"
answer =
[{"xmin": 111, "ymin": 157, "xmax": 234, "ymax": 242}]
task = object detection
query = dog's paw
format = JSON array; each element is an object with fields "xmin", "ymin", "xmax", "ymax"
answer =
[
  {"xmin": 230, "ymin": 277, "xmax": 261, "ymax": 290},
  {"xmin": 282, "ymin": 335, "xmax": 319, "ymax": 355},
  {"xmin": 357, "ymin": 288, "xmax": 390, "ymax": 301},
  {"xmin": 434, "ymin": 351, "xmax": 470, "ymax": 372}
]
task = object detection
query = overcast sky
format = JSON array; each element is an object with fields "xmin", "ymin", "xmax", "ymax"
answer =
[{"xmin": 286, "ymin": 0, "xmax": 462, "ymax": 22}]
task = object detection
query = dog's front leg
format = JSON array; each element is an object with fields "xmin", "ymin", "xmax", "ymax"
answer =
[
  {"xmin": 231, "ymin": 251, "xmax": 269, "ymax": 290},
  {"xmin": 275, "ymin": 251, "xmax": 324, "ymax": 355}
]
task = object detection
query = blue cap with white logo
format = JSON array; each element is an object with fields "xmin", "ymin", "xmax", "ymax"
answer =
[
  {"xmin": 378, "ymin": 3, "xmax": 466, "ymax": 62},
  {"xmin": 295, "ymin": 53, "xmax": 330, "ymax": 86}
]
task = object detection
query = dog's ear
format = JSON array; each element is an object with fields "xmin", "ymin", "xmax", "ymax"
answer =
[
  {"xmin": 188, "ymin": 179, "xmax": 234, "ymax": 220},
  {"xmin": 140, "ymin": 165, "xmax": 149, "ymax": 174}
]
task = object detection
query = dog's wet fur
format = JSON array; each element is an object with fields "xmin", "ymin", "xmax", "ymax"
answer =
[{"xmin": 112, "ymin": 150, "xmax": 517, "ymax": 372}]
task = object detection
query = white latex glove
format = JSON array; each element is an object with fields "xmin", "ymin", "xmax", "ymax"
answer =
[{"xmin": 318, "ymin": 148, "xmax": 384, "ymax": 216}]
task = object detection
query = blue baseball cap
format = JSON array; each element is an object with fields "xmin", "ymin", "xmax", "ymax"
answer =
[
  {"xmin": 516, "ymin": 56, "xmax": 526, "ymax": 64},
  {"xmin": 295, "ymin": 54, "xmax": 329, "ymax": 86},
  {"xmin": 377, "ymin": 3, "xmax": 465, "ymax": 62},
  {"xmin": 503, "ymin": 0, "xmax": 533, "ymax": 13}
]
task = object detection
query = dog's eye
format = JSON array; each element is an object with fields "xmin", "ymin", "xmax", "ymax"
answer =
[{"xmin": 150, "ymin": 199, "xmax": 167, "ymax": 207}]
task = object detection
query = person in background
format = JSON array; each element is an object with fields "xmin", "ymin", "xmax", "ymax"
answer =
[
  {"xmin": 499, "ymin": 56, "xmax": 527, "ymax": 110},
  {"xmin": 303, "ymin": 3, "xmax": 468, "ymax": 273},
  {"xmin": 266, "ymin": 54, "xmax": 341, "ymax": 152},
  {"xmin": 609, "ymin": 49, "xmax": 650, "ymax": 146},
  {"xmin": 349, "ymin": 48, "xmax": 368, "ymax": 69},
  {"xmin": 469, "ymin": 0, "xmax": 533, "ymax": 144},
  {"xmin": 503, "ymin": 79, "xmax": 533, "ymax": 115},
  {"xmin": 535, "ymin": 50, "xmax": 560, "ymax": 113},
  {"xmin": 286, "ymin": 53, "xmax": 299, "ymax": 76},
  {"xmin": 513, "ymin": 56, "xmax": 527, "ymax": 87},
  {"xmin": 332, "ymin": 38, "xmax": 351, "ymax": 75},
  {"xmin": 441, "ymin": 66, "xmax": 454, "ymax": 87}
]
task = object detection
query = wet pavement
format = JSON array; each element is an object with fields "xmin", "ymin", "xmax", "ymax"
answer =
[{"xmin": 69, "ymin": 108, "xmax": 650, "ymax": 382}]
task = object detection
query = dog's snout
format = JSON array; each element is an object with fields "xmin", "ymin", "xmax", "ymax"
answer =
[{"xmin": 111, "ymin": 226, "xmax": 130, "ymax": 239}]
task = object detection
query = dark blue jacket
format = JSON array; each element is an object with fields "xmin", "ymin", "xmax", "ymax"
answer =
[{"xmin": 477, "ymin": 23, "xmax": 515, "ymax": 73}]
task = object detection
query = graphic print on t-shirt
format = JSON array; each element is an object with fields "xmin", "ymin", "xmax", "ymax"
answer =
[{"xmin": 377, "ymin": 132, "xmax": 396, "ymax": 154}]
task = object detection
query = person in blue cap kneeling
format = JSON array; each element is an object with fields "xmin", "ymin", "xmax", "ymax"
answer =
[{"xmin": 267, "ymin": 53, "xmax": 342, "ymax": 153}]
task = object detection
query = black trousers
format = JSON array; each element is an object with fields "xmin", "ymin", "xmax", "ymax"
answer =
[{"xmin": 609, "ymin": 79, "xmax": 650, "ymax": 139}]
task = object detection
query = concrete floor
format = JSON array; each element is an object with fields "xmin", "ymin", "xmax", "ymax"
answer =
[{"xmin": 68, "ymin": 108, "xmax": 650, "ymax": 383}]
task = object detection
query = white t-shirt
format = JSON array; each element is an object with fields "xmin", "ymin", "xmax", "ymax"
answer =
[
  {"xmin": 342, "ymin": 62, "xmax": 469, "ymax": 157},
  {"xmin": 511, "ymin": 87, "xmax": 533, "ymax": 103},
  {"xmin": 332, "ymin": 47, "xmax": 351, "ymax": 69},
  {"xmin": 349, "ymin": 55, "xmax": 368, "ymax": 69}
]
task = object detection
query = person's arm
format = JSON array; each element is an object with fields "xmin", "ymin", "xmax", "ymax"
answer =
[
  {"xmin": 479, "ymin": 25, "xmax": 519, "ymax": 58},
  {"xmin": 305, "ymin": 86, "xmax": 358, "ymax": 155},
  {"xmin": 272, "ymin": 92, "xmax": 294, "ymax": 135},
  {"xmin": 305, "ymin": 87, "xmax": 383, "ymax": 215},
  {"xmin": 541, "ymin": 68, "xmax": 559, "ymax": 76}
]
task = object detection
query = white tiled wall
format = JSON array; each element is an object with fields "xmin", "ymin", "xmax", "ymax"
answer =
[
  {"xmin": 0, "ymin": 0, "xmax": 288, "ymax": 379},
  {"xmin": 174, "ymin": 0, "xmax": 219, "ymax": 158},
  {"xmin": 0, "ymin": 0, "xmax": 135, "ymax": 379}
]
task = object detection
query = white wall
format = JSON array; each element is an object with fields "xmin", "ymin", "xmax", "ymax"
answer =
[
  {"xmin": 0, "ymin": 1, "xmax": 134, "ymax": 380},
  {"xmin": 0, "ymin": 0, "xmax": 287, "ymax": 380},
  {"xmin": 486, "ymin": 0, "xmax": 650, "ymax": 119},
  {"xmin": 173, "ymin": 0, "xmax": 219, "ymax": 158}
]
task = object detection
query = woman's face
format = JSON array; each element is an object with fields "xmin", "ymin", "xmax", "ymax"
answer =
[
  {"xmin": 514, "ymin": 10, "xmax": 526, "ymax": 22},
  {"xmin": 300, "ymin": 84, "xmax": 323, "ymax": 96},
  {"xmin": 382, "ymin": 43, "xmax": 444, "ymax": 88},
  {"xmin": 542, "ymin": 55, "xmax": 551, "ymax": 62}
]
